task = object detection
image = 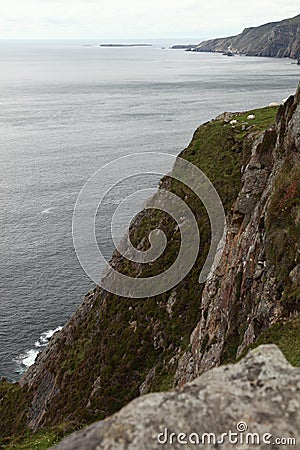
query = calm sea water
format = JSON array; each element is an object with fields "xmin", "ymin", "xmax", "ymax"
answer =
[{"xmin": 0, "ymin": 39, "xmax": 299, "ymax": 380}]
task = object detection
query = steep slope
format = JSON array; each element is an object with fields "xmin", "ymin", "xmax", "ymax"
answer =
[
  {"xmin": 175, "ymin": 92, "xmax": 300, "ymax": 384},
  {"xmin": 0, "ymin": 85, "xmax": 299, "ymax": 448},
  {"xmin": 195, "ymin": 14, "xmax": 300, "ymax": 59}
]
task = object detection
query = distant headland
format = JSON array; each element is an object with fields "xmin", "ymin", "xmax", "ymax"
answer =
[{"xmin": 175, "ymin": 13, "xmax": 300, "ymax": 61}]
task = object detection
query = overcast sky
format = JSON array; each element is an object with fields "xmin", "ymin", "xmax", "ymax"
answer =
[{"xmin": 1, "ymin": 0, "xmax": 299, "ymax": 40}]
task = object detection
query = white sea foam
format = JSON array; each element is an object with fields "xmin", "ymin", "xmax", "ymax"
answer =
[
  {"xmin": 41, "ymin": 207, "xmax": 54, "ymax": 215},
  {"xmin": 22, "ymin": 349, "xmax": 40, "ymax": 368},
  {"xmin": 17, "ymin": 326, "xmax": 63, "ymax": 372},
  {"xmin": 38, "ymin": 327, "xmax": 63, "ymax": 346}
]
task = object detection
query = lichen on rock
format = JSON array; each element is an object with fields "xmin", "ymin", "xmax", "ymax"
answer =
[{"xmin": 50, "ymin": 345, "xmax": 300, "ymax": 450}]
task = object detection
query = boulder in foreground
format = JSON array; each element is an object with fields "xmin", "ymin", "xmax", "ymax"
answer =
[{"xmin": 51, "ymin": 345, "xmax": 300, "ymax": 450}]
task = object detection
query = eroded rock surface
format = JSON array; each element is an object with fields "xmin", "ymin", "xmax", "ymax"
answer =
[{"xmin": 175, "ymin": 89, "xmax": 300, "ymax": 385}]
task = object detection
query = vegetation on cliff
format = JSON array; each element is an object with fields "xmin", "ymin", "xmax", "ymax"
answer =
[{"xmin": 0, "ymin": 89, "xmax": 299, "ymax": 449}]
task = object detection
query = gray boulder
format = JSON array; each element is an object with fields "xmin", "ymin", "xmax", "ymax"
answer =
[{"xmin": 51, "ymin": 345, "xmax": 299, "ymax": 449}]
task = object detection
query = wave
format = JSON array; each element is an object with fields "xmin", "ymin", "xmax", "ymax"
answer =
[
  {"xmin": 41, "ymin": 207, "xmax": 54, "ymax": 215},
  {"xmin": 20, "ymin": 348, "xmax": 40, "ymax": 368},
  {"xmin": 16, "ymin": 326, "xmax": 63, "ymax": 373}
]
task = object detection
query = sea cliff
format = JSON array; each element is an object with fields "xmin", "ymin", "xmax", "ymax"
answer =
[
  {"xmin": 1, "ymin": 84, "xmax": 299, "ymax": 449},
  {"xmin": 194, "ymin": 14, "xmax": 300, "ymax": 60}
]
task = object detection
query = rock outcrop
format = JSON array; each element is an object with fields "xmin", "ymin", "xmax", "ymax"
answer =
[
  {"xmin": 175, "ymin": 90, "xmax": 300, "ymax": 385},
  {"xmin": 50, "ymin": 345, "xmax": 300, "ymax": 450},
  {"xmin": 195, "ymin": 14, "xmax": 300, "ymax": 60}
]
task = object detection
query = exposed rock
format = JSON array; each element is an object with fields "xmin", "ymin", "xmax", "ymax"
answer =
[
  {"xmin": 214, "ymin": 111, "xmax": 241, "ymax": 122},
  {"xmin": 18, "ymin": 286, "xmax": 102, "ymax": 431},
  {"xmin": 174, "ymin": 86, "xmax": 300, "ymax": 386},
  {"xmin": 139, "ymin": 366, "xmax": 157, "ymax": 395},
  {"xmin": 195, "ymin": 14, "xmax": 300, "ymax": 60},
  {"xmin": 166, "ymin": 291, "xmax": 177, "ymax": 316},
  {"xmin": 289, "ymin": 265, "xmax": 300, "ymax": 284},
  {"xmin": 237, "ymin": 322, "xmax": 256, "ymax": 357},
  {"xmin": 51, "ymin": 345, "xmax": 300, "ymax": 450}
]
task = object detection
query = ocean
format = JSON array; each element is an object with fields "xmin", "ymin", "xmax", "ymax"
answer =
[{"xmin": 0, "ymin": 39, "xmax": 299, "ymax": 381}]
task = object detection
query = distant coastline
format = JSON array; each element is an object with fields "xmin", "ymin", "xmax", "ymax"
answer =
[
  {"xmin": 193, "ymin": 13, "xmax": 300, "ymax": 61},
  {"xmin": 99, "ymin": 43, "xmax": 152, "ymax": 47}
]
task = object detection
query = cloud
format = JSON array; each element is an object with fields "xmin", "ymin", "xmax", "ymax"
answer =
[{"xmin": 0, "ymin": 0, "xmax": 299, "ymax": 38}]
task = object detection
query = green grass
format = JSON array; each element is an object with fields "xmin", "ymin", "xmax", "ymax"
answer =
[
  {"xmin": 236, "ymin": 106, "xmax": 278, "ymax": 128},
  {"xmin": 3, "ymin": 430, "xmax": 62, "ymax": 450},
  {"xmin": 239, "ymin": 316, "xmax": 300, "ymax": 366},
  {"xmin": 0, "ymin": 382, "xmax": 32, "ymax": 447},
  {"xmin": 228, "ymin": 105, "xmax": 278, "ymax": 139},
  {"xmin": 265, "ymin": 157, "xmax": 300, "ymax": 309}
]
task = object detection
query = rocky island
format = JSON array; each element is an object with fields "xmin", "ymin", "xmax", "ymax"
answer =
[
  {"xmin": 170, "ymin": 44, "xmax": 197, "ymax": 50},
  {"xmin": 0, "ymin": 83, "xmax": 299, "ymax": 449}
]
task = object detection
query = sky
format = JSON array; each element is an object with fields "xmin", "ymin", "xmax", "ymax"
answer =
[{"xmin": 0, "ymin": 0, "xmax": 299, "ymax": 40}]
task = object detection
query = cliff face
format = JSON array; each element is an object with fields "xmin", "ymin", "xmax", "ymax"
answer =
[
  {"xmin": 175, "ymin": 90, "xmax": 300, "ymax": 385},
  {"xmin": 195, "ymin": 14, "xmax": 300, "ymax": 59},
  {"xmin": 1, "ymin": 85, "xmax": 299, "ymax": 447}
]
